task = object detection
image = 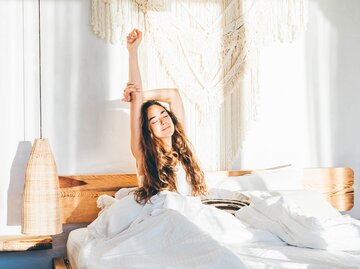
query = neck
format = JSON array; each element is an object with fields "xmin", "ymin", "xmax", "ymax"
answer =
[{"xmin": 162, "ymin": 137, "xmax": 172, "ymax": 152}]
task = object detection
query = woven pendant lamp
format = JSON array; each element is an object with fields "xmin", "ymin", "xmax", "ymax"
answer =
[
  {"xmin": 21, "ymin": 0, "xmax": 62, "ymax": 236},
  {"xmin": 22, "ymin": 139, "xmax": 62, "ymax": 235}
]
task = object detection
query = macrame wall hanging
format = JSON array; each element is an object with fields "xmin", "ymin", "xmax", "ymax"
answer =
[{"xmin": 91, "ymin": 0, "xmax": 308, "ymax": 170}]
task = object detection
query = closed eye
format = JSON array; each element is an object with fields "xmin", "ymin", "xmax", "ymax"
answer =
[{"xmin": 148, "ymin": 110, "xmax": 167, "ymax": 124}]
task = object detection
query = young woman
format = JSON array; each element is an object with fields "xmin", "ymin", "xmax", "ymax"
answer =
[{"xmin": 122, "ymin": 29, "xmax": 207, "ymax": 205}]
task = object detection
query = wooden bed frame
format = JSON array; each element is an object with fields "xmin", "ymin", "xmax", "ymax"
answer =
[
  {"xmin": 58, "ymin": 167, "xmax": 354, "ymax": 224},
  {"xmin": 53, "ymin": 167, "xmax": 355, "ymax": 268}
]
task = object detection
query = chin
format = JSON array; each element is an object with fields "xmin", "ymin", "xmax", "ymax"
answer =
[
  {"xmin": 167, "ymin": 129, "xmax": 175, "ymax": 137},
  {"xmin": 159, "ymin": 130, "xmax": 174, "ymax": 139}
]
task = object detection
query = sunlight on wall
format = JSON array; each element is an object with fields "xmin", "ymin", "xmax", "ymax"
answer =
[
  {"xmin": 234, "ymin": 39, "xmax": 308, "ymax": 169},
  {"xmin": 233, "ymin": 2, "xmax": 338, "ymax": 172}
]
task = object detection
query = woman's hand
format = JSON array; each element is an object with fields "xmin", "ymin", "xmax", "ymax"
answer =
[
  {"xmin": 127, "ymin": 29, "xmax": 142, "ymax": 52},
  {"xmin": 121, "ymin": 83, "xmax": 142, "ymax": 102}
]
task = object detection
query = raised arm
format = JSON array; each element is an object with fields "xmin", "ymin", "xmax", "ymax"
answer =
[
  {"xmin": 128, "ymin": 29, "xmax": 142, "ymax": 90},
  {"xmin": 143, "ymin": 88, "xmax": 186, "ymax": 130},
  {"xmin": 122, "ymin": 29, "xmax": 144, "ymax": 180}
]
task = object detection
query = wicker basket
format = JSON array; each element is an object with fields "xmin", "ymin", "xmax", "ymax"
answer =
[{"xmin": 22, "ymin": 138, "xmax": 62, "ymax": 235}]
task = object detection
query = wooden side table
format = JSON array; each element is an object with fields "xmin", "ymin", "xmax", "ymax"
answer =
[{"xmin": 0, "ymin": 235, "xmax": 52, "ymax": 252}]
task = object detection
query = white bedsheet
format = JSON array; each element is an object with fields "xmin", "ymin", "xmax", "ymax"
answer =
[
  {"xmin": 234, "ymin": 245, "xmax": 360, "ymax": 269},
  {"xmin": 71, "ymin": 190, "xmax": 360, "ymax": 269},
  {"xmin": 67, "ymin": 228, "xmax": 88, "ymax": 269},
  {"xmin": 69, "ymin": 227, "xmax": 360, "ymax": 269}
]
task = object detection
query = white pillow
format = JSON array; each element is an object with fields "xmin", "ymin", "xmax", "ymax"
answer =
[
  {"xmin": 274, "ymin": 190, "xmax": 340, "ymax": 219},
  {"xmin": 205, "ymin": 166, "xmax": 303, "ymax": 191},
  {"xmin": 243, "ymin": 190, "xmax": 340, "ymax": 219}
]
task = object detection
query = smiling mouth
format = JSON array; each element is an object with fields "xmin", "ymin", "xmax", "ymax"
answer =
[{"xmin": 162, "ymin": 126, "xmax": 170, "ymax": 131}]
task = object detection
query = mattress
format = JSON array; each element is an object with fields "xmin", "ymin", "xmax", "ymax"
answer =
[{"xmin": 66, "ymin": 228, "xmax": 88, "ymax": 269}]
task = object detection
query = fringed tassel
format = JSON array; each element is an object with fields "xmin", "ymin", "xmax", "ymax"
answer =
[
  {"xmin": 90, "ymin": 0, "xmax": 308, "ymax": 170},
  {"xmin": 91, "ymin": 0, "xmax": 147, "ymax": 44}
]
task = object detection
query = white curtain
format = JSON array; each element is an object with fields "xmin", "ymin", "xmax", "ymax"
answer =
[{"xmin": 91, "ymin": 0, "xmax": 307, "ymax": 170}]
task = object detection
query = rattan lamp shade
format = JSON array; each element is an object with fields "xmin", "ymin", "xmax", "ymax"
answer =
[{"xmin": 22, "ymin": 138, "xmax": 62, "ymax": 235}]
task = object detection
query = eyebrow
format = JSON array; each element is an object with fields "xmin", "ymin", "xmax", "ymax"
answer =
[{"xmin": 148, "ymin": 110, "xmax": 166, "ymax": 122}]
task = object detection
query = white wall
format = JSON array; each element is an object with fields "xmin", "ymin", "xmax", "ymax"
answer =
[
  {"xmin": 233, "ymin": 0, "xmax": 360, "ymax": 218},
  {"xmin": 0, "ymin": 0, "xmax": 135, "ymax": 234},
  {"xmin": 1, "ymin": 0, "xmax": 39, "ymax": 235},
  {"xmin": 1, "ymin": 0, "xmax": 359, "ymax": 234}
]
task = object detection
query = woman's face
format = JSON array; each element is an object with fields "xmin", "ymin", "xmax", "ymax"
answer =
[{"xmin": 147, "ymin": 105, "xmax": 175, "ymax": 139}]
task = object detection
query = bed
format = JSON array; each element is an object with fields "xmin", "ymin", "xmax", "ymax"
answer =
[{"xmin": 54, "ymin": 166, "xmax": 359, "ymax": 269}]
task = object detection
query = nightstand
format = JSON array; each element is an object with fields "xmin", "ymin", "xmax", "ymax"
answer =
[
  {"xmin": 0, "ymin": 224, "xmax": 86, "ymax": 269},
  {"xmin": 0, "ymin": 235, "xmax": 52, "ymax": 252}
]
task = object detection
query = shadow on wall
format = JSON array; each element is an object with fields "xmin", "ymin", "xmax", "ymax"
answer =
[{"xmin": 7, "ymin": 141, "xmax": 32, "ymax": 226}]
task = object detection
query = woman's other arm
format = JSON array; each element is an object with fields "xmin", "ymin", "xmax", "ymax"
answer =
[{"xmin": 143, "ymin": 88, "xmax": 186, "ymax": 129}]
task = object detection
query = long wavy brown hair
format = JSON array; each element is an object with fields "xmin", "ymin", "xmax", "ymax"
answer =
[{"xmin": 133, "ymin": 100, "xmax": 207, "ymax": 205}]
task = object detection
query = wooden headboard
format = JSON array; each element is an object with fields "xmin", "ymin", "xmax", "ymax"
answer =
[{"xmin": 59, "ymin": 167, "xmax": 354, "ymax": 224}]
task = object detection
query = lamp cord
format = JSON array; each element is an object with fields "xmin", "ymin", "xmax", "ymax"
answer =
[{"xmin": 38, "ymin": 0, "xmax": 43, "ymax": 139}]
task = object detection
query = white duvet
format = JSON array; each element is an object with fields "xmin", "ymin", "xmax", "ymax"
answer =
[{"xmin": 76, "ymin": 190, "xmax": 360, "ymax": 269}]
